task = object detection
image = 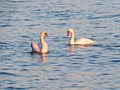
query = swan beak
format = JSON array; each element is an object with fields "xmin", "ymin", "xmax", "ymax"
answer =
[
  {"xmin": 45, "ymin": 33, "xmax": 48, "ymax": 37},
  {"xmin": 67, "ymin": 31, "xmax": 70, "ymax": 36}
]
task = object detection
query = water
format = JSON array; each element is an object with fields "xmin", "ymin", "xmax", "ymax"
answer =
[{"xmin": 0, "ymin": 0, "xmax": 120, "ymax": 90}]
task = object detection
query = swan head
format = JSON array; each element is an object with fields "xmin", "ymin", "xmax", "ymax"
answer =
[
  {"xmin": 67, "ymin": 28, "xmax": 74, "ymax": 36},
  {"xmin": 40, "ymin": 32, "xmax": 48, "ymax": 37}
]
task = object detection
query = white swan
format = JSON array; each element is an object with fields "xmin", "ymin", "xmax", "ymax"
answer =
[
  {"xmin": 31, "ymin": 32, "xmax": 48, "ymax": 54},
  {"xmin": 67, "ymin": 28, "xmax": 95, "ymax": 45}
]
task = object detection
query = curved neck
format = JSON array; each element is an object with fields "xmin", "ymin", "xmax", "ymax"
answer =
[
  {"xmin": 40, "ymin": 36, "xmax": 48, "ymax": 53},
  {"xmin": 70, "ymin": 31, "xmax": 75, "ymax": 44},
  {"xmin": 40, "ymin": 36, "xmax": 45, "ymax": 47}
]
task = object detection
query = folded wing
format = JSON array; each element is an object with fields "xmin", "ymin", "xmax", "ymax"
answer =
[
  {"xmin": 75, "ymin": 38, "xmax": 95, "ymax": 45},
  {"xmin": 31, "ymin": 42, "xmax": 41, "ymax": 53}
]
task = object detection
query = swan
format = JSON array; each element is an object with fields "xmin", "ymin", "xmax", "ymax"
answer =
[
  {"xmin": 31, "ymin": 32, "xmax": 48, "ymax": 54},
  {"xmin": 67, "ymin": 28, "xmax": 95, "ymax": 45}
]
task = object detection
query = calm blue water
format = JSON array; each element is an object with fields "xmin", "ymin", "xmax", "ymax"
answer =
[{"xmin": 0, "ymin": 0, "xmax": 120, "ymax": 90}]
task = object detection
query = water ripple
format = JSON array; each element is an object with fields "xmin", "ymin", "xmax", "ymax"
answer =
[
  {"xmin": 0, "ymin": 72, "xmax": 21, "ymax": 77},
  {"xmin": 88, "ymin": 14, "xmax": 120, "ymax": 19},
  {"xmin": 5, "ymin": 87, "xmax": 29, "ymax": 90},
  {"xmin": 0, "ymin": 0, "xmax": 120, "ymax": 90},
  {"xmin": 110, "ymin": 60, "xmax": 120, "ymax": 63}
]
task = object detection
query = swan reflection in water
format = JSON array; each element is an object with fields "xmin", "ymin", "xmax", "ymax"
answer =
[
  {"xmin": 41, "ymin": 53, "xmax": 47, "ymax": 62},
  {"xmin": 31, "ymin": 52, "xmax": 47, "ymax": 62},
  {"xmin": 69, "ymin": 44, "xmax": 93, "ymax": 52}
]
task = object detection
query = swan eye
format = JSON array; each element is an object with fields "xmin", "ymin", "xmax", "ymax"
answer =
[
  {"xmin": 45, "ymin": 33, "xmax": 48, "ymax": 37},
  {"xmin": 67, "ymin": 31, "xmax": 70, "ymax": 33},
  {"xmin": 67, "ymin": 31, "xmax": 70, "ymax": 36}
]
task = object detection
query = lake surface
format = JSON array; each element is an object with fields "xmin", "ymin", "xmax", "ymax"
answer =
[{"xmin": 0, "ymin": 0, "xmax": 120, "ymax": 90}]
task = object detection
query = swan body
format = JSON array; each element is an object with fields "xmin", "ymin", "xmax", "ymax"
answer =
[
  {"xmin": 31, "ymin": 32, "xmax": 48, "ymax": 54},
  {"xmin": 67, "ymin": 28, "xmax": 95, "ymax": 45}
]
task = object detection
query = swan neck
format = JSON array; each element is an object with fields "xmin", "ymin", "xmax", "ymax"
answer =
[
  {"xmin": 40, "ymin": 36, "xmax": 48, "ymax": 53},
  {"xmin": 71, "ymin": 31, "xmax": 74, "ymax": 39},
  {"xmin": 40, "ymin": 36, "xmax": 45, "ymax": 48},
  {"xmin": 70, "ymin": 31, "xmax": 74, "ymax": 44}
]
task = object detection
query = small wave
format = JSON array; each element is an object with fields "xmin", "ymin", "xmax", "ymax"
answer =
[
  {"xmin": 115, "ymin": 20, "xmax": 120, "ymax": 22},
  {"xmin": 21, "ymin": 35, "xmax": 30, "ymax": 38},
  {"xmin": 0, "ymin": 72, "xmax": 21, "ymax": 77},
  {"xmin": 88, "ymin": 14, "xmax": 120, "ymax": 19},
  {"xmin": 48, "ymin": 78, "xmax": 59, "ymax": 81},
  {"xmin": 0, "ymin": 24, "xmax": 12, "ymax": 27},
  {"xmin": 114, "ymin": 35, "xmax": 119, "ymax": 37},
  {"xmin": 5, "ymin": 86, "xmax": 29, "ymax": 90},
  {"xmin": 106, "ymin": 45, "xmax": 120, "ymax": 48},
  {"xmin": 94, "ymin": 26, "xmax": 107, "ymax": 28},
  {"xmin": 100, "ymin": 73, "xmax": 111, "ymax": 75},
  {"xmin": 24, "ymin": 19, "xmax": 33, "ymax": 21},
  {"xmin": 10, "ymin": 0, "xmax": 29, "ymax": 3},
  {"xmin": 0, "ymin": 42, "xmax": 9, "ymax": 45},
  {"xmin": 110, "ymin": 60, "xmax": 120, "ymax": 63}
]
